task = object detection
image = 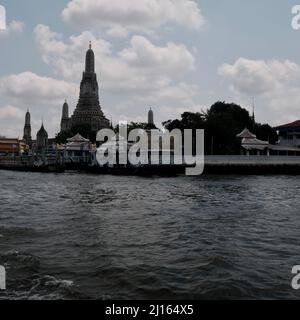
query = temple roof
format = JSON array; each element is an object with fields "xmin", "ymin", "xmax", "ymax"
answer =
[
  {"xmin": 37, "ymin": 123, "xmax": 48, "ymax": 137},
  {"xmin": 241, "ymin": 137, "xmax": 268, "ymax": 146},
  {"xmin": 0, "ymin": 138, "xmax": 19, "ymax": 144},
  {"xmin": 62, "ymin": 100, "xmax": 69, "ymax": 119},
  {"xmin": 275, "ymin": 120, "xmax": 300, "ymax": 130},
  {"xmin": 25, "ymin": 109, "xmax": 31, "ymax": 125},
  {"xmin": 67, "ymin": 133, "xmax": 90, "ymax": 143},
  {"xmin": 236, "ymin": 128, "xmax": 257, "ymax": 139}
]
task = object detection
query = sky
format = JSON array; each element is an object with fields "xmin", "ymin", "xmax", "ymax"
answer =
[{"xmin": 1, "ymin": 0, "xmax": 300, "ymax": 138}]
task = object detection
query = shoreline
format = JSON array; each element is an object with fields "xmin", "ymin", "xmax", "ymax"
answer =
[{"xmin": 1, "ymin": 155, "xmax": 300, "ymax": 175}]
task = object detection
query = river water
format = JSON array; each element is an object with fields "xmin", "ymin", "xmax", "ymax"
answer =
[{"xmin": 0, "ymin": 170, "xmax": 299, "ymax": 300}]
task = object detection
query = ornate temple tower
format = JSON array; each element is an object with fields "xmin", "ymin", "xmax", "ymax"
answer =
[
  {"xmin": 23, "ymin": 110, "xmax": 32, "ymax": 146},
  {"xmin": 36, "ymin": 123, "xmax": 48, "ymax": 150},
  {"xmin": 148, "ymin": 107, "xmax": 154, "ymax": 126},
  {"xmin": 60, "ymin": 100, "xmax": 70, "ymax": 132},
  {"xmin": 70, "ymin": 42, "xmax": 110, "ymax": 132}
]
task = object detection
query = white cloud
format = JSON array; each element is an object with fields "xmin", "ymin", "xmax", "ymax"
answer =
[
  {"xmin": 62, "ymin": 0, "xmax": 205, "ymax": 37},
  {"xmin": 2, "ymin": 22, "xmax": 200, "ymax": 137},
  {"xmin": 0, "ymin": 105, "xmax": 23, "ymax": 120},
  {"xmin": 119, "ymin": 35, "xmax": 195, "ymax": 75},
  {"xmin": 34, "ymin": 24, "xmax": 112, "ymax": 81},
  {"xmin": 33, "ymin": 24, "xmax": 199, "ymax": 129},
  {"xmin": 34, "ymin": 25, "xmax": 195, "ymax": 91},
  {"xmin": 0, "ymin": 20, "xmax": 24, "ymax": 37},
  {"xmin": 0, "ymin": 72, "xmax": 77, "ymax": 105},
  {"xmin": 0, "ymin": 72, "xmax": 78, "ymax": 137},
  {"xmin": 0, "ymin": 105, "xmax": 25, "ymax": 138},
  {"xmin": 218, "ymin": 58, "xmax": 300, "ymax": 125},
  {"xmin": 219, "ymin": 58, "xmax": 300, "ymax": 95}
]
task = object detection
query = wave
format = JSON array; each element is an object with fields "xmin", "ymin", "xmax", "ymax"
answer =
[{"xmin": 0, "ymin": 250, "xmax": 86, "ymax": 300}]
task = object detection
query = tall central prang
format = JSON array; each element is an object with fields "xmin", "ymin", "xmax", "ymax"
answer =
[{"xmin": 60, "ymin": 42, "xmax": 110, "ymax": 136}]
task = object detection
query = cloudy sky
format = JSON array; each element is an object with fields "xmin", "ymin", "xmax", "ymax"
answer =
[{"xmin": 0, "ymin": 0, "xmax": 300, "ymax": 137}]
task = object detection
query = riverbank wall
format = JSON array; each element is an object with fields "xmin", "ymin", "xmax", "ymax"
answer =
[{"xmin": 1, "ymin": 155, "xmax": 300, "ymax": 175}]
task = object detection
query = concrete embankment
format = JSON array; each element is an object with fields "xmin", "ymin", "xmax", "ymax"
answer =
[
  {"xmin": 0, "ymin": 157, "xmax": 65, "ymax": 173},
  {"xmin": 203, "ymin": 156, "xmax": 300, "ymax": 175},
  {"xmin": 1, "ymin": 156, "xmax": 300, "ymax": 175}
]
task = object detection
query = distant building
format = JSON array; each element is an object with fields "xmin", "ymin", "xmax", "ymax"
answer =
[
  {"xmin": 60, "ymin": 100, "xmax": 70, "ymax": 132},
  {"xmin": 0, "ymin": 138, "xmax": 26, "ymax": 155},
  {"xmin": 23, "ymin": 110, "xmax": 32, "ymax": 146},
  {"xmin": 36, "ymin": 123, "xmax": 48, "ymax": 150},
  {"xmin": 237, "ymin": 128, "xmax": 300, "ymax": 156},
  {"xmin": 237, "ymin": 128, "xmax": 268, "ymax": 155},
  {"xmin": 148, "ymin": 107, "xmax": 154, "ymax": 126},
  {"xmin": 65, "ymin": 133, "xmax": 92, "ymax": 162},
  {"xmin": 60, "ymin": 43, "xmax": 110, "ymax": 134},
  {"xmin": 145, "ymin": 107, "xmax": 157, "ymax": 131},
  {"xmin": 275, "ymin": 120, "xmax": 300, "ymax": 147}
]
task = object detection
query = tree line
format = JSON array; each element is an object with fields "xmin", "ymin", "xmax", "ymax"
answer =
[{"xmin": 55, "ymin": 101, "xmax": 278, "ymax": 155}]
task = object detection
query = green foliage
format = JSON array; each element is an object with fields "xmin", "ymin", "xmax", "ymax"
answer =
[
  {"xmin": 114, "ymin": 122, "xmax": 157, "ymax": 136},
  {"xmin": 253, "ymin": 123, "xmax": 278, "ymax": 144},
  {"xmin": 163, "ymin": 112, "xmax": 205, "ymax": 131},
  {"xmin": 71, "ymin": 124, "xmax": 93, "ymax": 140},
  {"xmin": 55, "ymin": 102, "xmax": 279, "ymax": 155},
  {"xmin": 163, "ymin": 101, "xmax": 278, "ymax": 155},
  {"xmin": 55, "ymin": 124, "xmax": 97, "ymax": 143},
  {"xmin": 55, "ymin": 130, "xmax": 73, "ymax": 144},
  {"xmin": 204, "ymin": 101, "xmax": 254, "ymax": 154}
]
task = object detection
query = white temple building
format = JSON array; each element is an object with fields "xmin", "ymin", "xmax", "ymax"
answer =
[
  {"xmin": 237, "ymin": 128, "xmax": 300, "ymax": 156},
  {"xmin": 65, "ymin": 133, "xmax": 92, "ymax": 162}
]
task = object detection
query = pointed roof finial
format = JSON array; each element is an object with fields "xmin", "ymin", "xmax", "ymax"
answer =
[
  {"xmin": 252, "ymin": 97, "xmax": 255, "ymax": 122},
  {"xmin": 89, "ymin": 41, "xmax": 92, "ymax": 49}
]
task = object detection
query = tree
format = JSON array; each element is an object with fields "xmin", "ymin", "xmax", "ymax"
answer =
[
  {"xmin": 114, "ymin": 122, "xmax": 157, "ymax": 136},
  {"xmin": 204, "ymin": 101, "xmax": 254, "ymax": 154},
  {"xmin": 253, "ymin": 123, "xmax": 278, "ymax": 144},
  {"xmin": 163, "ymin": 112, "xmax": 205, "ymax": 131},
  {"xmin": 55, "ymin": 124, "xmax": 97, "ymax": 144},
  {"xmin": 55, "ymin": 130, "xmax": 73, "ymax": 144},
  {"xmin": 163, "ymin": 102, "xmax": 260, "ymax": 155}
]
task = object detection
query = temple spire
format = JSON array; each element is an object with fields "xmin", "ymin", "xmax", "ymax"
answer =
[
  {"xmin": 71, "ymin": 44, "xmax": 110, "ymax": 134},
  {"xmin": 85, "ymin": 41, "xmax": 95, "ymax": 73},
  {"xmin": 23, "ymin": 109, "xmax": 32, "ymax": 145},
  {"xmin": 148, "ymin": 107, "xmax": 154, "ymax": 126},
  {"xmin": 252, "ymin": 97, "xmax": 255, "ymax": 123}
]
